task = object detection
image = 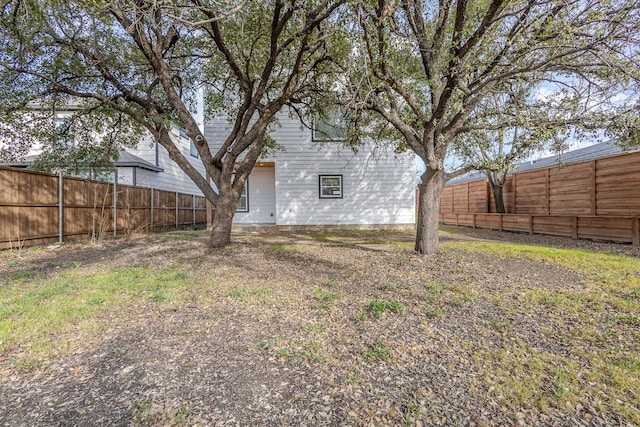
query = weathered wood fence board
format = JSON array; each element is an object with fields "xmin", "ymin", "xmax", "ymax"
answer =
[
  {"xmin": 469, "ymin": 181, "xmax": 489, "ymax": 213},
  {"xmin": 439, "ymin": 151, "xmax": 640, "ymax": 245},
  {"xmin": 440, "ymin": 213, "xmax": 640, "ymax": 245},
  {"xmin": 0, "ymin": 166, "xmax": 207, "ymax": 249}
]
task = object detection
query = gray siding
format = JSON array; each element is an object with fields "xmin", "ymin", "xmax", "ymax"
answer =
[
  {"xmin": 15, "ymin": 117, "xmax": 206, "ymax": 195},
  {"xmin": 116, "ymin": 167, "xmax": 135, "ymax": 186},
  {"xmin": 127, "ymin": 132, "xmax": 206, "ymax": 195}
]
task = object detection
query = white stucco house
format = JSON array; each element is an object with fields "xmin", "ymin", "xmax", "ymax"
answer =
[{"xmin": 205, "ymin": 110, "xmax": 416, "ymax": 227}]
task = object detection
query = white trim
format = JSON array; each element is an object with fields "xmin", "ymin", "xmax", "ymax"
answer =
[{"xmin": 237, "ymin": 181, "xmax": 249, "ymax": 212}]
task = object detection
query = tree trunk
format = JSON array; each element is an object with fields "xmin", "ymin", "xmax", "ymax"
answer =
[
  {"xmin": 492, "ymin": 183, "xmax": 505, "ymax": 213},
  {"xmin": 415, "ymin": 168, "xmax": 446, "ymax": 255},
  {"xmin": 209, "ymin": 190, "xmax": 240, "ymax": 248},
  {"xmin": 487, "ymin": 172, "xmax": 506, "ymax": 213}
]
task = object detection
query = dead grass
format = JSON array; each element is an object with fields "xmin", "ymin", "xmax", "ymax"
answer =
[
  {"xmin": 446, "ymin": 240, "xmax": 640, "ymax": 423},
  {"xmin": 1, "ymin": 229, "xmax": 639, "ymax": 425}
]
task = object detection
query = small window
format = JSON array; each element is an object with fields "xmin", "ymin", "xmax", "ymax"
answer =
[
  {"xmin": 319, "ymin": 175, "xmax": 343, "ymax": 199},
  {"xmin": 92, "ymin": 169, "xmax": 117, "ymax": 184},
  {"xmin": 237, "ymin": 182, "xmax": 249, "ymax": 212},
  {"xmin": 190, "ymin": 139, "xmax": 199, "ymax": 158},
  {"xmin": 179, "ymin": 128, "xmax": 188, "ymax": 139},
  {"xmin": 53, "ymin": 117, "xmax": 74, "ymax": 147},
  {"xmin": 312, "ymin": 108, "xmax": 349, "ymax": 142}
]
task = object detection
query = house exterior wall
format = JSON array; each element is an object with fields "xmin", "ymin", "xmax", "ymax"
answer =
[
  {"xmin": 233, "ymin": 167, "xmax": 277, "ymax": 224},
  {"xmin": 4, "ymin": 110, "xmax": 206, "ymax": 196},
  {"xmin": 124, "ymin": 130, "xmax": 206, "ymax": 196},
  {"xmin": 116, "ymin": 167, "xmax": 134, "ymax": 186},
  {"xmin": 204, "ymin": 110, "xmax": 416, "ymax": 226}
]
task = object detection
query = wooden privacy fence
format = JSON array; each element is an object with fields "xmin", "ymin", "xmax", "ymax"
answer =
[
  {"xmin": 439, "ymin": 151, "xmax": 640, "ymax": 245},
  {"xmin": 0, "ymin": 166, "xmax": 207, "ymax": 249}
]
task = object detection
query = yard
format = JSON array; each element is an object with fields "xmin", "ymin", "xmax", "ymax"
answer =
[{"xmin": 0, "ymin": 227, "xmax": 639, "ymax": 426}]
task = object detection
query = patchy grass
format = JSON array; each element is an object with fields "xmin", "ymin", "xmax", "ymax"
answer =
[
  {"xmin": 313, "ymin": 288, "xmax": 340, "ymax": 310},
  {"xmin": 320, "ymin": 278, "xmax": 337, "ymax": 288},
  {"xmin": 390, "ymin": 240, "xmax": 414, "ymax": 251},
  {"xmin": 472, "ymin": 338, "xmax": 640, "ymax": 422},
  {"xmin": 472, "ymin": 340, "xmax": 581, "ymax": 408},
  {"xmin": 419, "ymin": 281, "xmax": 475, "ymax": 315},
  {"xmin": 9, "ymin": 270, "xmax": 36, "ymax": 281},
  {"xmin": 360, "ymin": 341, "xmax": 393, "ymax": 362},
  {"xmin": 263, "ymin": 337, "xmax": 329, "ymax": 362},
  {"xmin": 302, "ymin": 232, "xmax": 335, "ymax": 241},
  {"xmin": 132, "ymin": 399, "xmax": 193, "ymax": 426},
  {"xmin": 268, "ymin": 242, "xmax": 290, "ymax": 251},
  {"xmin": 0, "ymin": 265, "xmax": 193, "ymax": 358},
  {"xmin": 2, "ymin": 229, "xmax": 640, "ymax": 425},
  {"xmin": 365, "ymin": 299, "xmax": 404, "ymax": 319},
  {"xmin": 161, "ymin": 230, "xmax": 203, "ymax": 241},
  {"xmin": 225, "ymin": 286, "xmax": 272, "ymax": 303},
  {"xmin": 438, "ymin": 225, "xmax": 464, "ymax": 234},
  {"xmin": 447, "ymin": 240, "xmax": 640, "ymax": 424},
  {"xmin": 302, "ymin": 322, "xmax": 328, "ymax": 333},
  {"xmin": 446, "ymin": 241, "xmax": 640, "ymax": 286}
]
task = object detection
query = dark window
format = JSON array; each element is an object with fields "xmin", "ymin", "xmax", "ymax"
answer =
[
  {"xmin": 237, "ymin": 181, "xmax": 249, "ymax": 212},
  {"xmin": 312, "ymin": 108, "xmax": 349, "ymax": 142},
  {"xmin": 319, "ymin": 175, "xmax": 343, "ymax": 199},
  {"xmin": 190, "ymin": 139, "xmax": 199, "ymax": 158},
  {"xmin": 91, "ymin": 169, "xmax": 117, "ymax": 184}
]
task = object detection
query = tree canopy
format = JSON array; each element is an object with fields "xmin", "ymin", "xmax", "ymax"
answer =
[
  {"xmin": 341, "ymin": 0, "xmax": 640, "ymax": 254},
  {"xmin": 1, "ymin": 0, "xmax": 639, "ymax": 252},
  {"xmin": 0, "ymin": 0, "xmax": 348, "ymax": 247}
]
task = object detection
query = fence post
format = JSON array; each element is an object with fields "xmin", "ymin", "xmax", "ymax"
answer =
[
  {"xmin": 175, "ymin": 192, "xmax": 179, "ymax": 229},
  {"xmin": 113, "ymin": 180, "xmax": 117, "ymax": 237},
  {"xmin": 545, "ymin": 168, "xmax": 550, "ymax": 215},
  {"xmin": 466, "ymin": 182, "xmax": 470, "ymax": 213},
  {"xmin": 150, "ymin": 188, "xmax": 154, "ymax": 232},
  {"xmin": 192, "ymin": 194, "xmax": 196, "ymax": 227},
  {"xmin": 513, "ymin": 174, "xmax": 517, "ymax": 214},
  {"xmin": 58, "ymin": 171, "xmax": 63, "ymax": 243},
  {"xmin": 633, "ymin": 218, "xmax": 639, "ymax": 246},
  {"xmin": 450, "ymin": 186, "xmax": 454, "ymax": 213},
  {"xmin": 590, "ymin": 160, "xmax": 597, "ymax": 215},
  {"xmin": 572, "ymin": 217, "xmax": 578, "ymax": 239}
]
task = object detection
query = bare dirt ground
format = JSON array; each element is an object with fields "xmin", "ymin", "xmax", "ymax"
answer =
[{"xmin": 0, "ymin": 227, "xmax": 638, "ymax": 426}]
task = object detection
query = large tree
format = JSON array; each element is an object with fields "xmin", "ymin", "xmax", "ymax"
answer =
[
  {"xmin": 0, "ymin": 0, "xmax": 346, "ymax": 247},
  {"xmin": 451, "ymin": 81, "xmax": 588, "ymax": 213},
  {"xmin": 343, "ymin": 0, "xmax": 640, "ymax": 255}
]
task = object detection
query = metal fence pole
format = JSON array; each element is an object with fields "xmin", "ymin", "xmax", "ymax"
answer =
[{"xmin": 58, "ymin": 171, "xmax": 63, "ymax": 243}]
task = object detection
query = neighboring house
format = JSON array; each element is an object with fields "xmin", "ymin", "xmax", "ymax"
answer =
[
  {"xmin": 3, "ymin": 114, "xmax": 206, "ymax": 196},
  {"xmin": 118, "ymin": 129, "xmax": 205, "ymax": 196},
  {"xmin": 204, "ymin": 110, "xmax": 416, "ymax": 227}
]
